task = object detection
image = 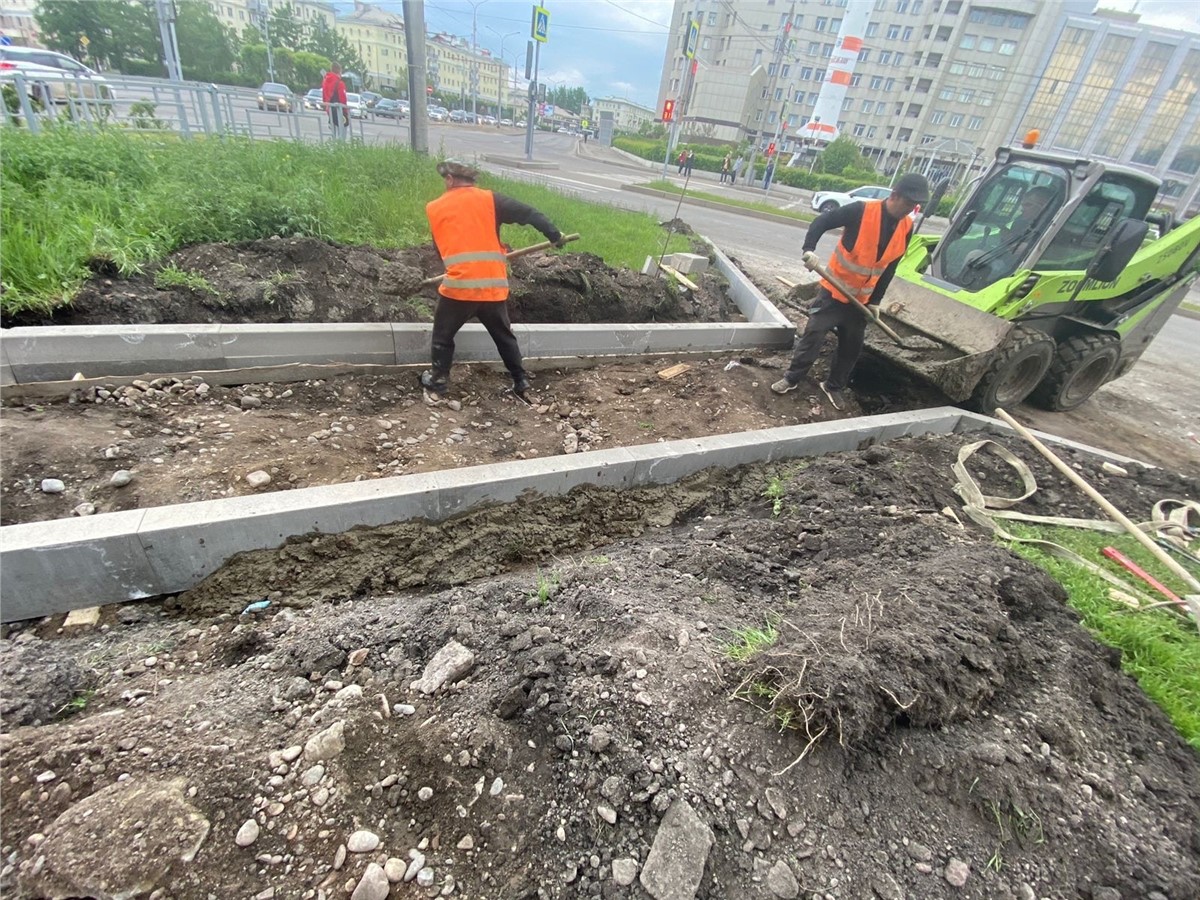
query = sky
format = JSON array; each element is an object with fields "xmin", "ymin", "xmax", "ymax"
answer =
[
  {"xmin": 344, "ymin": 1, "xmax": 676, "ymax": 108},
  {"xmin": 345, "ymin": 1, "xmax": 1200, "ymax": 110}
]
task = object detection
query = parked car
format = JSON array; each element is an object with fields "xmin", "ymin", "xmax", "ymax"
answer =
[
  {"xmin": 500, "ymin": 117, "xmax": 513, "ymax": 126},
  {"xmin": 344, "ymin": 92, "xmax": 367, "ymax": 118},
  {"xmin": 448, "ymin": 109, "xmax": 472, "ymax": 123},
  {"xmin": 810, "ymin": 184, "xmax": 892, "ymax": 214},
  {"xmin": 360, "ymin": 91, "xmax": 383, "ymax": 109},
  {"xmin": 303, "ymin": 87, "xmax": 323, "ymax": 110},
  {"xmin": 480, "ymin": 114, "xmax": 497, "ymax": 125},
  {"xmin": 0, "ymin": 46, "xmax": 113, "ymax": 103},
  {"xmin": 374, "ymin": 98, "xmax": 406, "ymax": 119},
  {"xmin": 257, "ymin": 82, "xmax": 294, "ymax": 112},
  {"xmin": 427, "ymin": 105, "xmax": 448, "ymax": 121}
]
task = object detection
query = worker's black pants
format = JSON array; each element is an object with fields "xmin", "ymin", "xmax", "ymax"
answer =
[
  {"xmin": 430, "ymin": 297, "xmax": 525, "ymax": 381},
  {"xmin": 783, "ymin": 287, "xmax": 866, "ymax": 391}
]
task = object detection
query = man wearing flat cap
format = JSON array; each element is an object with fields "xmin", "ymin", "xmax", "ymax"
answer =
[
  {"xmin": 421, "ymin": 158, "xmax": 567, "ymax": 398},
  {"xmin": 771, "ymin": 172, "xmax": 930, "ymax": 411}
]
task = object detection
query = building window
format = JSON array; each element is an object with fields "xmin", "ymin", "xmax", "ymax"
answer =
[
  {"xmin": 879, "ymin": 51, "xmax": 892, "ymax": 64},
  {"xmin": 946, "ymin": 0, "xmax": 962, "ymax": 12},
  {"xmin": 862, "ymin": 98, "xmax": 874, "ymax": 112},
  {"xmin": 967, "ymin": 115, "xmax": 984, "ymax": 130},
  {"xmin": 960, "ymin": 33, "xmax": 976, "ymax": 50},
  {"xmin": 930, "ymin": 109, "xmax": 946, "ymax": 124},
  {"xmin": 867, "ymin": 126, "xmax": 877, "ymax": 137},
  {"xmin": 808, "ymin": 41, "xmax": 821, "ymax": 54},
  {"xmin": 926, "ymin": 52, "xmax": 942, "ymax": 68},
  {"xmin": 893, "ymin": 53, "xmax": 905, "ymax": 66},
  {"xmin": 870, "ymin": 75, "xmax": 884, "ymax": 89},
  {"xmin": 794, "ymin": 14, "xmax": 804, "ymax": 27},
  {"xmin": 866, "ymin": 22, "xmax": 879, "ymax": 37},
  {"xmin": 967, "ymin": 63, "xmax": 984, "ymax": 77},
  {"xmin": 782, "ymin": 64, "xmax": 790, "ymax": 77},
  {"xmin": 913, "ymin": 0, "xmax": 924, "ymax": 12},
  {"xmin": 801, "ymin": 66, "xmax": 814, "ymax": 79},
  {"xmin": 903, "ymin": 26, "xmax": 914, "ymax": 40},
  {"xmin": 948, "ymin": 113, "xmax": 963, "ymax": 126},
  {"xmin": 831, "ymin": 18, "xmax": 841, "ymax": 34},
  {"xmin": 858, "ymin": 49, "xmax": 870, "ymax": 61},
  {"xmin": 843, "ymin": 97, "xmax": 853, "ymax": 111},
  {"xmin": 988, "ymin": 65, "xmax": 1006, "ymax": 80},
  {"xmin": 775, "ymin": 88, "xmax": 784, "ymax": 100},
  {"xmin": 884, "ymin": 77, "xmax": 895, "ymax": 90},
  {"xmin": 854, "ymin": 123, "xmax": 867, "ymax": 136},
  {"xmin": 999, "ymin": 40, "xmax": 1017, "ymax": 55},
  {"xmin": 850, "ymin": 73, "xmax": 862, "ymax": 85},
  {"xmin": 896, "ymin": 0, "xmax": 909, "ymax": 11},
  {"xmin": 1008, "ymin": 14, "xmax": 1029, "ymax": 29},
  {"xmin": 978, "ymin": 90, "xmax": 994, "ymax": 106},
  {"xmin": 949, "ymin": 61, "xmax": 966, "ymax": 75},
  {"xmin": 754, "ymin": 49, "xmax": 763, "ymax": 67},
  {"xmin": 816, "ymin": 16, "xmax": 828, "ymax": 31},
  {"xmin": 768, "ymin": 63, "xmax": 778, "ymax": 75},
  {"xmin": 703, "ymin": 37, "xmax": 711, "ymax": 49},
  {"xmin": 907, "ymin": 103, "xmax": 922, "ymax": 117},
  {"xmin": 959, "ymin": 88, "xmax": 974, "ymax": 102},
  {"xmin": 979, "ymin": 36, "xmax": 996, "ymax": 52},
  {"xmin": 708, "ymin": 11, "xmax": 717, "ymax": 25},
  {"xmin": 816, "ymin": 69, "xmax": 826, "ymax": 81},
  {"xmin": 887, "ymin": 25, "xmax": 900, "ymax": 39},
  {"xmin": 939, "ymin": 86, "xmax": 954, "ymax": 100},
  {"xmin": 822, "ymin": 43, "xmax": 833, "ymax": 58}
]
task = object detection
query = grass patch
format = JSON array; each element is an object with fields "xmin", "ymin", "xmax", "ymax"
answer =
[
  {"xmin": 764, "ymin": 475, "xmax": 787, "ymax": 516},
  {"xmin": 154, "ymin": 264, "xmax": 218, "ymax": 295},
  {"xmin": 1, "ymin": 127, "xmax": 690, "ymax": 316},
  {"xmin": 638, "ymin": 179, "xmax": 816, "ymax": 223},
  {"xmin": 530, "ymin": 568, "xmax": 560, "ymax": 605},
  {"xmin": 1005, "ymin": 523, "xmax": 1200, "ymax": 750},
  {"xmin": 724, "ymin": 617, "xmax": 780, "ymax": 662}
]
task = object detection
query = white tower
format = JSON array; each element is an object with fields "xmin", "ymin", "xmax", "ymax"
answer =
[{"xmin": 798, "ymin": 0, "xmax": 873, "ymax": 145}]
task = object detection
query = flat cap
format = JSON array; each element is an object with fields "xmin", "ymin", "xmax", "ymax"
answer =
[
  {"xmin": 894, "ymin": 172, "xmax": 931, "ymax": 203},
  {"xmin": 436, "ymin": 158, "xmax": 478, "ymax": 180}
]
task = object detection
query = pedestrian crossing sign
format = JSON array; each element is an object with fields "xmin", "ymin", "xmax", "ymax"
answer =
[{"xmin": 533, "ymin": 6, "xmax": 550, "ymax": 43}]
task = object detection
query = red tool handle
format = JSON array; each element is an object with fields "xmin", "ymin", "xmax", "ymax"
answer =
[{"xmin": 1102, "ymin": 546, "xmax": 1183, "ymax": 605}]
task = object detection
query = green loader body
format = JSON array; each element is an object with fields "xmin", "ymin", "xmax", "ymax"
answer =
[{"xmin": 868, "ymin": 148, "xmax": 1200, "ymax": 412}]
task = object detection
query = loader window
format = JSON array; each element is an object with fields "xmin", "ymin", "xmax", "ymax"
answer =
[
  {"xmin": 934, "ymin": 163, "xmax": 1068, "ymax": 291},
  {"xmin": 1037, "ymin": 177, "xmax": 1153, "ymax": 271}
]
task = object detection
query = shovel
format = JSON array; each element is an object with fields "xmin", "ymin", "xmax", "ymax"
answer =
[
  {"xmin": 422, "ymin": 233, "xmax": 581, "ymax": 286},
  {"xmin": 801, "ymin": 252, "xmax": 934, "ymax": 351}
]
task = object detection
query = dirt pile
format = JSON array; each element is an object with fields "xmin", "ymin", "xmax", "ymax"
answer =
[
  {"xmin": 5, "ymin": 238, "xmax": 737, "ymax": 328},
  {"xmin": 2, "ymin": 433, "xmax": 1198, "ymax": 899}
]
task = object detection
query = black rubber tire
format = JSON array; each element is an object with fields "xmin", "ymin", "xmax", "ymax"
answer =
[
  {"xmin": 966, "ymin": 326, "xmax": 1055, "ymax": 414},
  {"xmin": 1029, "ymin": 333, "xmax": 1121, "ymax": 412},
  {"xmin": 819, "ymin": 200, "xmax": 839, "ymax": 214}
]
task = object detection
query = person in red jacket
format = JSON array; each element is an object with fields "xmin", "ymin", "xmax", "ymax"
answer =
[
  {"xmin": 321, "ymin": 63, "xmax": 348, "ymax": 138},
  {"xmin": 421, "ymin": 159, "xmax": 567, "ymax": 399}
]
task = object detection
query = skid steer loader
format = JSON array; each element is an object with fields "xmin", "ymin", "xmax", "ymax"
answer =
[{"xmin": 870, "ymin": 146, "xmax": 1200, "ymax": 412}]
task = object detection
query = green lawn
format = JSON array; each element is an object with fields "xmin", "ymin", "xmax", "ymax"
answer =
[
  {"xmin": 638, "ymin": 179, "xmax": 816, "ymax": 224},
  {"xmin": 0, "ymin": 127, "xmax": 689, "ymax": 316}
]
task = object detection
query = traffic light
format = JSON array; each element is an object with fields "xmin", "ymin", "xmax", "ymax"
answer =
[
  {"xmin": 662, "ymin": 98, "xmax": 675, "ymax": 122},
  {"xmin": 767, "ymin": 142, "xmax": 776, "ymax": 156}
]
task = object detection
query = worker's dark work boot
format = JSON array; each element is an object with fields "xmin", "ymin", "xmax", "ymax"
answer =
[
  {"xmin": 419, "ymin": 369, "xmax": 449, "ymax": 395},
  {"xmin": 512, "ymin": 372, "xmax": 532, "ymax": 397}
]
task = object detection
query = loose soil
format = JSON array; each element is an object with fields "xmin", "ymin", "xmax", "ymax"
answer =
[
  {"xmin": 2, "ymin": 235, "xmax": 1199, "ymax": 899},
  {"xmin": 2, "ymin": 433, "xmax": 1198, "ymax": 900}
]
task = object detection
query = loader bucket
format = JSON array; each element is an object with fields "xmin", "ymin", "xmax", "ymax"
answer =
[{"xmin": 868, "ymin": 276, "xmax": 1017, "ymax": 402}]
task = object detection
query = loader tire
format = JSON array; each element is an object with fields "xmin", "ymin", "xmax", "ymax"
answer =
[
  {"xmin": 1029, "ymin": 333, "xmax": 1120, "ymax": 412},
  {"xmin": 966, "ymin": 326, "xmax": 1054, "ymax": 414}
]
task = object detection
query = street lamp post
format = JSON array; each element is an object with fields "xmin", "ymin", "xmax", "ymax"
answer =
[
  {"xmin": 467, "ymin": 0, "xmax": 489, "ymax": 123},
  {"xmin": 487, "ymin": 26, "xmax": 519, "ymax": 125}
]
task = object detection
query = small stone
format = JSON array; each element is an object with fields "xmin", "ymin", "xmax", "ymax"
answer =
[
  {"xmin": 240, "ymin": 395, "xmax": 263, "ymax": 409},
  {"xmin": 110, "ymin": 470, "xmax": 133, "ymax": 487},
  {"xmin": 944, "ymin": 858, "xmax": 970, "ymax": 888},
  {"xmin": 767, "ymin": 860, "xmax": 800, "ymax": 898},
  {"xmin": 418, "ymin": 786, "xmax": 434, "ymax": 801},
  {"xmin": 348, "ymin": 648, "xmax": 369, "ymax": 666},
  {"xmin": 384, "ymin": 857, "xmax": 406, "ymax": 882},
  {"xmin": 457, "ymin": 835, "xmax": 474, "ymax": 850},
  {"xmin": 304, "ymin": 721, "xmax": 346, "ymax": 761},
  {"xmin": 612, "ymin": 858, "xmax": 638, "ymax": 886},
  {"xmin": 347, "ymin": 830, "xmax": 380, "ymax": 852},
  {"xmin": 40, "ymin": 479, "xmax": 65, "ymax": 494},
  {"xmin": 350, "ymin": 862, "xmax": 390, "ymax": 900},
  {"xmin": 416, "ymin": 868, "xmax": 436, "ymax": 887},
  {"xmin": 235, "ymin": 819, "xmax": 260, "ymax": 847},
  {"xmin": 588, "ymin": 727, "xmax": 611, "ymax": 753},
  {"xmin": 597, "ymin": 804, "xmax": 617, "ymax": 824},
  {"xmin": 245, "ymin": 470, "xmax": 272, "ymax": 488},
  {"xmin": 404, "ymin": 851, "xmax": 426, "ymax": 882},
  {"xmin": 72, "ymin": 502, "xmax": 96, "ymax": 517},
  {"xmin": 905, "ymin": 841, "xmax": 932, "ymax": 862}
]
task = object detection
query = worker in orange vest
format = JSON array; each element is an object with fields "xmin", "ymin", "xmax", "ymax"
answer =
[
  {"xmin": 421, "ymin": 158, "xmax": 567, "ymax": 398},
  {"xmin": 770, "ymin": 172, "xmax": 930, "ymax": 410}
]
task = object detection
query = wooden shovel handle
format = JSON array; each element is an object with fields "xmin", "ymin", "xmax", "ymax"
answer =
[{"xmin": 422, "ymin": 233, "xmax": 580, "ymax": 286}]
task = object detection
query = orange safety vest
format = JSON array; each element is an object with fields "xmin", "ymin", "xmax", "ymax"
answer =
[
  {"xmin": 821, "ymin": 199, "xmax": 911, "ymax": 305},
  {"xmin": 426, "ymin": 186, "xmax": 509, "ymax": 302}
]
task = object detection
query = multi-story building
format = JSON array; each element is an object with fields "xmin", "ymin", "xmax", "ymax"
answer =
[
  {"xmin": 592, "ymin": 96, "xmax": 658, "ymax": 134},
  {"xmin": 0, "ymin": 0, "xmax": 40, "ymax": 47},
  {"xmin": 657, "ymin": 1, "xmax": 1082, "ymax": 180},
  {"xmin": 207, "ymin": 0, "xmax": 335, "ymax": 40},
  {"xmin": 426, "ymin": 32, "xmax": 511, "ymax": 116},
  {"xmin": 1011, "ymin": 9, "xmax": 1200, "ymax": 213},
  {"xmin": 335, "ymin": 0, "xmax": 408, "ymax": 90}
]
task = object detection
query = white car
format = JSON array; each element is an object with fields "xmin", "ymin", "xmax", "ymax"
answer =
[
  {"xmin": 811, "ymin": 185, "xmax": 893, "ymax": 215},
  {"xmin": 0, "ymin": 47, "xmax": 113, "ymax": 104},
  {"xmin": 344, "ymin": 92, "xmax": 368, "ymax": 118}
]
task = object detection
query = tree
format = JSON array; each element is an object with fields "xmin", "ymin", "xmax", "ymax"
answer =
[
  {"xmin": 818, "ymin": 135, "xmax": 869, "ymax": 176},
  {"xmin": 35, "ymin": 0, "xmax": 156, "ymax": 71},
  {"xmin": 547, "ymin": 85, "xmax": 588, "ymax": 115},
  {"xmin": 175, "ymin": 1, "xmax": 236, "ymax": 83},
  {"xmin": 305, "ymin": 21, "xmax": 366, "ymax": 86},
  {"xmin": 263, "ymin": 2, "xmax": 305, "ymax": 52}
]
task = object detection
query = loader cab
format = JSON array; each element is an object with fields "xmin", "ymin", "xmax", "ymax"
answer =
[
  {"xmin": 933, "ymin": 160, "xmax": 1071, "ymax": 291},
  {"xmin": 932, "ymin": 152, "xmax": 1161, "ymax": 293}
]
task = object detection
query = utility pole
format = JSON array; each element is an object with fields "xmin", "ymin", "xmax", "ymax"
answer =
[
  {"xmin": 746, "ymin": 1, "xmax": 795, "ymax": 188},
  {"xmin": 250, "ymin": 1, "xmax": 275, "ymax": 82},
  {"xmin": 661, "ymin": 16, "xmax": 701, "ymax": 178},
  {"xmin": 153, "ymin": 0, "xmax": 182, "ymax": 82},
  {"xmin": 402, "ymin": 0, "xmax": 429, "ymax": 154},
  {"xmin": 468, "ymin": 0, "xmax": 488, "ymax": 123}
]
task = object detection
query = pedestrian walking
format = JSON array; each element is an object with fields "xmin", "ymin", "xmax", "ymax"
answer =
[
  {"xmin": 677, "ymin": 148, "xmax": 687, "ymax": 174},
  {"xmin": 762, "ymin": 157, "xmax": 776, "ymax": 190},
  {"xmin": 685, "ymin": 149, "xmax": 696, "ymax": 177},
  {"xmin": 720, "ymin": 152, "xmax": 732, "ymax": 184},
  {"xmin": 421, "ymin": 159, "xmax": 568, "ymax": 399},
  {"xmin": 770, "ymin": 173, "xmax": 931, "ymax": 410},
  {"xmin": 731, "ymin": 155, "xmax": 744, "ymax": 185},
  {"xmin": 322, "ymin": 62, "xmax": 348, "ymax": 139}
]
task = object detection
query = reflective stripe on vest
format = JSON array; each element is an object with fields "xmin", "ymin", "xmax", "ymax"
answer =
[
  {"xmin": 426, "ymin": 187, "xmax": 509, "ymax": 302},
  {"xmin": 820, "ymin": 200, "xmax": 911, "ymax": 305}
]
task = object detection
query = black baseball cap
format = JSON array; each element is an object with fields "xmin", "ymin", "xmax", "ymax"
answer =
[{"xmin": 894, "ymin": 173, "xmax": 931, "ymax": 203}]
